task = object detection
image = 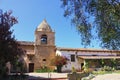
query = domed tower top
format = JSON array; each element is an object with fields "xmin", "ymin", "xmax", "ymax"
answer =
[
  {"xmin": 35, "ymin": 19, "xmax": 55, "ymax": 46},
  {"xmin": 36, "ymin": 19, "xmax": 52, "ymax": 32}
]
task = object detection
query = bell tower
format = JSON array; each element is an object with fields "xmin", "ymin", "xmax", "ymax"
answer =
[{"xmin": 34, "ymin": 19, "xmax": 55, "ymax": 70}]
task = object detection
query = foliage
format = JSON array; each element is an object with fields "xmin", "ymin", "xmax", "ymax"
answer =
[
  {"xmin": 99, "ymin": 59, "xmax": 118, "ymax": 69},
  {"xmin": 72, "ymin": 66, "xmax": 76, "ymax": 73},
  {"xmin": 92, "ymin": 66, "xmax": 115, "ymax": 75},
  {"xmin": 92, "ymin": 70, "xmax": 110, "ymax": 75},
  {"xmin": 111, "ymin": 59, "xmax": 117, "ymax": 69},
  {"xmin": 83, "ymin": 60, "xmax": 89, "ymax": 72},
  {"xmin": 12, "ymin": 60, "xmax": 27, "ymax": 73},
  {"xmin": 0, "ymin": 9, "xmax": 25, "ymax": 78},
  {"xmin": 51, "ymin": 55, "xmax": 68, "ymax": 66},
  {"xmin": 35, "ymin": 66, "xmax": 54, "ymax": 73},
  {"xmin": 61, "ymin": 0, "xmax": 120, "ymax": 49},
  {"xmin": 92, "ymin": 70, "xmax": 120, "ymax": 75},
  {"xmin": 101, "ymin": 66, "xmax": 114, "ymax": 71},
  {"xmin": 100, "ymin": 59, "xmax": 105, "ymax": 67},
  {"xmin": 51, "ymin": 55, "xmax": 68, "ymax": 72}
]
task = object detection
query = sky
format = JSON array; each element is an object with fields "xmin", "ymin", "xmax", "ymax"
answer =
[{"xmin": 0, "ymin": 0, "xmax": 101, "ymax": 49}]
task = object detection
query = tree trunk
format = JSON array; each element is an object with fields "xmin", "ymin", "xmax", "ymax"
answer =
[{"xmin": 57, "ymin": 65, "xmax": 62, "ymax": 73}]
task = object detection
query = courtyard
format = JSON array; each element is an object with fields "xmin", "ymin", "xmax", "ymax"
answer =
[
  {"xmin": 27, "ymin": 72, "xmax": 68, "ymax": 80},
  {"xmin": 27, "ymin": 72, "xmax": 120, "ymax": 80},
  {"xmin": 91, "ymin": 73, "xmax": 120, "ymax": 80}
]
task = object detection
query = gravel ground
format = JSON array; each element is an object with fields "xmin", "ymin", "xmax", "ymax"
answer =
[{"xmin": 92, "ymin": 73, "xmax": 120, "ymax": 80}]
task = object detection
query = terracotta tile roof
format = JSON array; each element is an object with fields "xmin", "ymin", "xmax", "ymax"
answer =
[
  {"xmin": 57, "ymin": 47, "xmax": 120, "ymax": 52},
  {"xmin": 79, "ymin": 56, "xmax": 120, "ymax": 59},
  {"xmin": 18, "ymin": 41, "xmax": 34, "ymax": 46}
]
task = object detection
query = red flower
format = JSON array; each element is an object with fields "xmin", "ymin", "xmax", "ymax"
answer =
[{"xmin": 51, "ymin": 56, "xmax": 68, "ymax": 66}]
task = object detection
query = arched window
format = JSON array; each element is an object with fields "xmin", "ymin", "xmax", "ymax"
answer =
[{"xmin": 41, "ymin": 35, "xmax": 47, "ymax": 44}]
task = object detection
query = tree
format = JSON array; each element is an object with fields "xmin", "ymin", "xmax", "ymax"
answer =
[
  {"xmin": 61, "ymin": 0, "xmax": 120, "ymax": 50},
  {"xmin": 0, "ymin": 10, "xmax": 25, "ymax": 78},
  {"xmin": 51, "ymin": 55, "xmax": 68, "ymax": 72}
]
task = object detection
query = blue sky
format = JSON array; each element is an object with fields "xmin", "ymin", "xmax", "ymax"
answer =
[{"xmin": 0, "ymin": 0, "xmax": 101, "ymax": 48}]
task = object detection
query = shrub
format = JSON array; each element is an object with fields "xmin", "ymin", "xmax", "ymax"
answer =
[
  {"xmin": 101, "ymin": 66, "xmax": 113, "ymax": 71},
  {"xmin": 72, "ymin": 66, "xmax": 76, "ymax": 73},
  {"xmin": 51, "ymin": 55, "xmax": 68, "ymax": 66},
  {"xmin": 51, "ymin": 55, "xmax": 68, "ymax": 72},
  {"xmin": 35, "ymin": 66, "xmax": 53, "ymax": 73}
]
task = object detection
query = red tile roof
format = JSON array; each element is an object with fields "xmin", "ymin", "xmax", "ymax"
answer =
[
  {"xmin": 57, "ymin": 47, "xmax": 120, "ymax": 52},
  {"xmin": 18, "ymin": 41, "xmax": 34, "ymax": 46},
  {"xmin": 79, "ymin": 56, "xmax": 120, "ymax": 59}
]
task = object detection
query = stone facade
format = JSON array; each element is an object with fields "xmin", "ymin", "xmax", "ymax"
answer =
[
  {"xmin": 34, "ymin": 19, "xmax": 55, "ymax": 70},
  {"xmin": 56, "ymin": 48, "xmax": 120, "ymax": 72},
  {"xmin": 19, "ymin": 19, "xmax": 56, "ymax": 72},
  {"xmin": 19, "ymin": 19, "xmax": 120, "ymax": 72}
]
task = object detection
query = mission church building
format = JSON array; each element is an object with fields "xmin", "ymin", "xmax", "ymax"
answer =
[{"xmin": 19, "ymin": 19, "xmax": 120, "ymax": 72}]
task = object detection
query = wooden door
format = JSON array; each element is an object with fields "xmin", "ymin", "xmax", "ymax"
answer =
[{"xmin": 29, "ymin": 63, "xmax": 34, "ymax": 72}]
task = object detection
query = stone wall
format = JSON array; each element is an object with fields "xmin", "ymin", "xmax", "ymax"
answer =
[
  {"xmin": 68, "ymin": 72, "xmax": 89, "ymax": 80},
  {"xmin": 34, "ymin": 45, "xmax": 56, "ymax": 70}
]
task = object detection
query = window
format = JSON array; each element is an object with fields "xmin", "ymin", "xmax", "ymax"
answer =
[
  {"xmin": 71, "ymin": 55, "xmax": 75, "ymax": 62},
  {"xmin": 28, "ymin": 55, "xmax": 33, "ymax": 61},
  {"xmin": 92, "ymin": 55, "xmax": 97, "ymax": 56},
  {"xmin": 41, "ymin": 35, "xmax": 47, "ymax": 44},
  {"xmin": 43, "ymin": 59, "xmax": 46, "ymax": 61}
]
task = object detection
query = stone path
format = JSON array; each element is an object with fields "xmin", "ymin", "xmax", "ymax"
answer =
[
  {"xmin": 27, "ymin": 73, "xmax": 68, "ymax": 80},
  {"xmin": 92, "ymin": 73, "xmax": 120, "ymax": 80},
  {"xmin": 11, "ymin": 72, "xmax": 120, "ymax": 80}
]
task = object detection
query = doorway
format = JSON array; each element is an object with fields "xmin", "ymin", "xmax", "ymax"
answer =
[
  {"xmin": 29, "ymin": 63, "xmax": 34, "ymax": 72},
  {"xmin": 81, "ymin": 63, "xmax": 84, "ymax": 70}
]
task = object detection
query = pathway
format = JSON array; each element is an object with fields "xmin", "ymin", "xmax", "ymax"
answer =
[
  {"xmin": 92, "ymin": 73, "xmax": 120, "ymax": 80},
  {"xmin": 27, "ymin": 73, "xmax": 68, "ymax": 80}
]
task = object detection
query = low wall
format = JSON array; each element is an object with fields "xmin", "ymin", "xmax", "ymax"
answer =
[{"xmin": 67, "ymin": 72, "xmax": 89, "ymax": 80}]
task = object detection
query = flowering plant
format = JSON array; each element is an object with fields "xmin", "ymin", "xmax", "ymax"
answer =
[{"xmin": 51, "ymin": 55, "xmax": 68, "ymax": 66}]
